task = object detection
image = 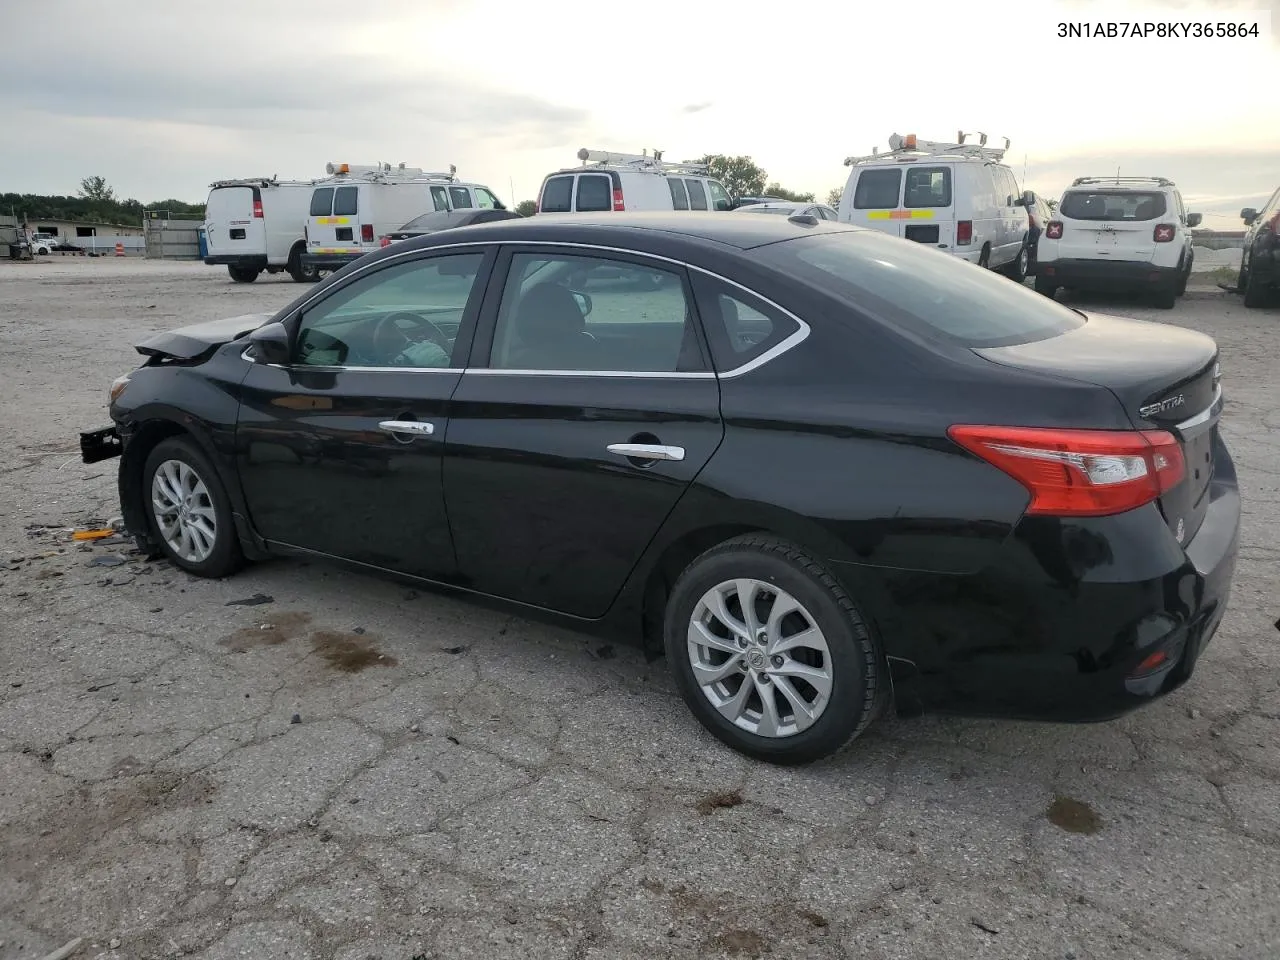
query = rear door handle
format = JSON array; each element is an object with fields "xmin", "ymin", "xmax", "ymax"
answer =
[
  {"xmin": 379, "ymin": 420, "xmax": 434, "ymax": 438},
  {"xmin": 607, "ymin": 443, "xmax": 685, "ymax": 462}
]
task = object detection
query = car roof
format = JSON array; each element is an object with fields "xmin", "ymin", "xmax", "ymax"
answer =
[{"xmin": 377, "ymin": 211, "xmax": 857, "ymax": 258}]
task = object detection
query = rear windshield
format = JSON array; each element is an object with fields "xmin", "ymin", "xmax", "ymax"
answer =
[
  {"xmin": 540, "ymin": 176, "xmax": 573, "ymax": 213},
  {"xmin": 400, "ymin": 210, "xmax": 457, "ymax": 232},
  {"xmin": 576, "ymin": 174, "xmax": 612, "ymax": 212},
  {"xmin": 309, "ymin": 187, "xmax": 334, "ymax": 217},
  {"xmin": 1060, "ymin": 190, "xmax": 1167, "ymax": 221},
  {"xmin": 903, "ymin": 167, "xmax": 951, "ymax": 208},
  {"xmin": 853, "ymin": 169, "xmax": 902, "ymax": 209},
  {"xmin": 755, "ymin": 231, "xmax": 1086, "ymax": 348},
  {"xmin": 333, "ymin": 186, "xmax": 358, "ymax": 216},
  {"xmin": 742, "ymin": 206, "xmax": 797, "ymax": 216}
]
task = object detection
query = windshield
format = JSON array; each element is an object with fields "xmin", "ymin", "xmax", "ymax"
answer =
[
  {"xmin": 1060, "ymin": 190, "xmax": 1167, "ymax": 221},
  {"xmin": 755, "ymin": 231, "xmax": 1086, "ymax": 348},
  {"xmin": 741, "ymin": 206, "xmax": 798, "ymax": 216}
]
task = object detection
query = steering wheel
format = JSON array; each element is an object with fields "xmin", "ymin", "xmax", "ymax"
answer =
[{"xmin": 371, "ymin": 311, "xmax": 451, "ymax": 361}]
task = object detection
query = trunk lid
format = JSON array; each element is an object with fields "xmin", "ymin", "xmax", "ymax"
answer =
[
  {"xmin": 136, "ymin": 312, "xmax": 274, "ymax": 361},
  {"xmin": 974, "ymin": 311, "xmax": 1221, "ymax": 543},
  {"xmin": 1056, "ymin": 188, "xmax": 1166, "ymax": 262}
]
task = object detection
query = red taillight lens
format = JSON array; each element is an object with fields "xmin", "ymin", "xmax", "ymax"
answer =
[
  {"xmin": 947, "ymin": 425, "xmax": 1185, "ymax": 517},
  {"xmin": 956, "ymin": 220, "xmax": 973, "ymax": 245},
  {"xmin": 1153, "ymin": 223, "xmax": 1176, "ymax": 243},
  {"xmin": 380, "ymin": 236, "xmax": 391, "ymax": 247},
  {"xmin": 252, "ymin": 199, "xmax": 264, "ymax": 218},
  {"xmin": 361, "ymin": 224, "xmax": 375, "ymax": 242},
  {"xmin": 1045, "ymin": 220, "xmax": 1063, "ymax": 239},
  {"xmin": 613, "ymin": 188, "xmax": 625, "ymax": 212}
]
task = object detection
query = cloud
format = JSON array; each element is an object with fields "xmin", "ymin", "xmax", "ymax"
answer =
[{"xmin": 682, "ymin": 102, "xmax": 714, "ymax": 114}]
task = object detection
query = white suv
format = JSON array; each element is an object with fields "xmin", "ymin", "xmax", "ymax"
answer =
[
  {"xmin": 536, "ymin": 149, "xmax": 733, "ymax": 215},
  {"xmin": 1034, "ymin": 177, "xmax": 1201, "ymax": 309}
]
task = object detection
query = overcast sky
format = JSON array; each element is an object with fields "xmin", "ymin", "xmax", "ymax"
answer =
[{"xmin": 3, "ymin": 0, "xmax": 1277, "ymax": 229}]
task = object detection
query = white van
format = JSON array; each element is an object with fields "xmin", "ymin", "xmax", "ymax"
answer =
[
  {"xmin": 301, "ymin": 163, "xmax": 505, "ymax": 272},
  {"xmin": 838, "ymin": 133, "xmax": 1033, "ymax": 280},
  {"xmin": 203, "ymin": 177, "xmax": 320, "ymax": 284},
  {"xmin": 536, "ymin": 149, "xmax": 733, "ymax": 215}
]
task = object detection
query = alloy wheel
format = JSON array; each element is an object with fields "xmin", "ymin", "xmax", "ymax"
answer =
[{"xmin": 150, "ymin": 459, "xmax": 217, "ymax": 563}]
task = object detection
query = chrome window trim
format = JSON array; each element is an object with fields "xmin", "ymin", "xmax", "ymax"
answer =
[{"xmin": 261, "ymin": 239, "xmax": 811, "ymax": 380}]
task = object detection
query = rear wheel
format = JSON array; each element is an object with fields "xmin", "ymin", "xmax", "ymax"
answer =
[
  {"xmin": 227, "ymin": 265, "xmax": 260, "ymax": 283},
  {"xmin": 1034, "ymin": 276, "xmax": 1059, "ymax": 299},
  {"xmin": 1153, "ymin": 279, "xmax": 1177, "ymax": 309},
  {"xmin": 1001, "ymin": 243, "xmax": 1029, "ymax": 282},
  {"xmin": 1243, "ymin": 266, "xmax": 1271, "ymax": 308},
  {"xmin": 1176, "ymin": 253, "xmax": 1192, "ymax": 296},
  {"xmin": 142, "ymin": 437, "xmax": 243, "ymax": 579},
  {"xmin": 287, "ymin": 245, "xmax": 320, "ymax": 283},
  {"xmin": 664, "ymin": 534, "xmax": 882, "ymax": 765},
  {"xmin": 978, "ymin": 245, "xmax": 991, "ymax": 269}
]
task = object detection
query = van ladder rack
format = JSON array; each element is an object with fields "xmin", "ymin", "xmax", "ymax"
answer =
[
  {"xmin": 844, "ymin": 131, "xmax": 1010, "ymax": 166},
  {"xmin": 574, "ymin": 148, "xmax": 709, "ymax": 176},
  {"xmin": 1071, "ymin": 176, "xmax": 1175, "ymax": 187}
]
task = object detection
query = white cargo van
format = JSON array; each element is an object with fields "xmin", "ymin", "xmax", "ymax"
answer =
[
  {"xmin": 301, "ymin": 162, "xmax": 505, "ymax": 272},
  {"xmin": 535, "ymin": 149, "xmax": 734, "ymax": 214},
  {"xmin": 203, "ymin": 177, "xmax": 321, "ymax": 284},
  {"xmin": 838, "ymin": 132, "xmax": 1034, "ymax": 281}
]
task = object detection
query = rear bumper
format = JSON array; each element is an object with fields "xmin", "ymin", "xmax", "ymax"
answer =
[
  {"xmin": 204, "ymin": 254, "xmax": 268, "ymax": 269},
  {"xmin": 300, "ymin": 253, "xmax": 362, "ymax": 271},
  {"xmin": 1036, "ymin": 257, "xmax": 1177, "ymax": 288},
  {"xmin": 842, "ymin": 433, "xmax": 1241, "ymax": 722}
]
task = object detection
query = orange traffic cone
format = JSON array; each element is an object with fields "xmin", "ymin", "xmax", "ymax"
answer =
[{"xmin": 114, "ymin": 242, "xmax": 125, "ymax": 257}]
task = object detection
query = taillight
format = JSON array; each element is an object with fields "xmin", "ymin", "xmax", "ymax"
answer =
[
  {"xmin": 613, "ymin": 188, "xmax": 625, "ymax": 212},
  {"xmin": 1153, "ymin": 223, "xmax": 1176, "ymax": 243},
  {"xmin": 1046, "ymin": 220, "xmax": 1063, "ymax": 239},
  {"xmin": 380, "ymin": 236, "xmax": 391, "ymax": 248},
  {"xmin": 361, "ymin": 224, "xmax": 375, "ymax": 243},
  {"xmin": 956, "ymin": 220, "xmax": 973, "ymax": 245},
  {"xmin": 947, "ymin": 425, "xmax": 1185, "ymax": 517},
  {"xmin": 252, "ymin": 199, "xmax": 264, "ymax": 218}
]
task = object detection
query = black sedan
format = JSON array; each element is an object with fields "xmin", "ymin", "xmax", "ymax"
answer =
[
  {"xmin": 80, "ymin": 212, "xmax": 1239, "ymax": 764},
  {"xmin": 380, "ymin": 207, "xmax": 522, "ymax": 247},
  {"xmin": 1237, "ymin": 188, "xmax": 1279, "ymax": 308}
]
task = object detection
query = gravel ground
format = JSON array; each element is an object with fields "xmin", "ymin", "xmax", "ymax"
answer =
[{"xmin": 1, "ymin": 257, "xmax": 1278, "ymax": 960}]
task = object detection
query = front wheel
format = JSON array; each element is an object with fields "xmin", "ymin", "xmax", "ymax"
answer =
[
  {"xmin": 227, "ymin": 265, "xmax": 260, "ymax": 283},
  {"xmin": 143, "ymin": 437, "xmax": 243, "ymax": 578},
  {"xmin": 1034, "ymin": 275, "xmax": 1059, "ymax": 299},
  {"xmin": 1243, "ymin": 266, "xmax": 1270, "ymax": 308},
  {"xmin": 664, "ymin": 535, "xmax": 882, "ymax": 765}
]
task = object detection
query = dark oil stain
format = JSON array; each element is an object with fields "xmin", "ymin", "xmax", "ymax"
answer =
[
  {"xmin": 309, "ymin": 629, "xmax": 397, "ymax": 673},
  {"xmin": 696, "ymin": 789, "xmax": 744, "ymax": 815},
  {"xmin": 640, "ymin": 877, "xmax": 664, "ymax": 894},
  {"xmin": 797, "ymin": 908, "xmax": 829, "ymax": 928},
  {"xmin": 709, "ymin": 929, "xmax": 768, "ymax": 957},
  {"xmin": 221, "ymin": 611, "xmax": 313, "ymax": 652},
  {"xmin": 35, "ymin": 568, "xmax": 64, "ymax": 580},
  {"xmin": 1047, "ymin": 795, "xmax": 1103, "ymax": 835}
]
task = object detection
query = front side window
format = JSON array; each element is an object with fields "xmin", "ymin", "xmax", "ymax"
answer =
[
  {"xmin": 853, "ymin": 169, "xmax": 902, "ymax": 209},
  {"xmin": 489, "ymin": 253, "xmax": 703, "ymax": 373},
  {"xmin": 449, "ymin": 186, "xmax": 474, "ymax": 209},
  {"xmin": 1060, "ymin": 190, "xmax": 1168, "ymax": 221},
  {"xmin": 687, "ymin": 180, "xmax": 709, "ymax": 211},
  {"xmin": 475, "ymin": 187, "xmax": 499, "ymax": 209},
  {"xmin": 294, "ymin": 254, "xmax": 485, "ymax": 368},
  {"xmin": 332, "ymin": 186, "xmax": 359, "ymax": 216},
  {"xmin": 903, "ymin": 167, "xmax": 951, "ymax": 208},
  {"xmin": 576, "ymin": 174, "xmax": 612, "ymax": 212},
  {"xmin": 309, "ymin": 187, "xmax": 334, "ymax": 217},
  {"xmin": 540, "ymin": 176, "xmax": 573, "ymax": 213},
  {"xmin": 707, "ymin": 180, "xmax": 732, "ymax": 211}
]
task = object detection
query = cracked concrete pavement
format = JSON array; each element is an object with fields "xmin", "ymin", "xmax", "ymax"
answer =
[{"xmin": 1, "ymin": 258, "xmax": 1277, "ymax": 959}]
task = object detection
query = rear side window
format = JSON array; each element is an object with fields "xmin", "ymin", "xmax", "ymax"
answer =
[
  {"xmin": 1060, "ymin": 191, "xmax": 1167, "ymax": 221},
  {"xmin": 540, "ymin": 176, "xmax": 573, "ymax": 213},
  {"xmin": 309, "ymin": 188, "xmax": 334, "ymax": 217},
  {"xmin": 691, "ymin": 274, "xmax": 801, "ymax": 371},
  {"xmin": 576, "ymin": 174, "xmax": 612, "ymax": 212},
  {"xmin": 668, "ymin": 179, "xmax": 690, "ymax": 210},
  {"xmin": 333, "ymin": 186, "xmax": 358, "ymax": 216},
  {"xmin": 687, "ymin": 180, "xmax": 708, "ymax": 210},
  {"xmin": 431, "ymin": 186, "xmax": 450, "ymax": 212},
  {"xmin": 756, "ymin": 231, "xmax": 1085, "ymax": 348},
  {"xmin": 449, "ymin": 187, "xmax": 473, "ymax": 209},
  {"xmin": 903, "ymin": 167, "xmax": 951, "ymax": 208},
  {"xmin": 853, "ymin": 169, "xmax": 902, "ymax": 209}
]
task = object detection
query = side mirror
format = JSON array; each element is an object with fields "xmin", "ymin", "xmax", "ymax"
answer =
[
  {"xmin": 1186, "ymin": 212, "xmax": 1202, "ymax": 228},
  {"xmin": 247, "ymin": 321, "xmax": 292, "ymax": 365},
  {"xmin": 571, "ymin": 291, "xmax": 593, "ymax": 317},
  {"xmin": 1022, "ymin": 190, "xmax": 1036, "ymax": 207},
  {"xmin": 1241, "ymin": 207, "xmax": 1257, "ymax": 225}
]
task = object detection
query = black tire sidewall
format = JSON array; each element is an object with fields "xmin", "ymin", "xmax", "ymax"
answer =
[
  {"xmin": 142, "ymin": 437, "xmax": 241, "ymax": 578},
  {"xmin": 664, "ymin": 541, "xmax": 876, "ymax": 764}
]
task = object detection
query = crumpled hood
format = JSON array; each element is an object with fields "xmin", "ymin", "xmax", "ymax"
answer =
[{"xmin": 135, "ymin": 312, "xmax": 275, "ymax": 360}]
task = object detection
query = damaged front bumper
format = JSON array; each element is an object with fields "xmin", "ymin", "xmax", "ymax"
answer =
[{"xmin": 80, "ymin": 425, "xmax": 122, "ymax": 463}]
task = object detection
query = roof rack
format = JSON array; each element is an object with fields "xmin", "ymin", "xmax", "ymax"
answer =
[
  {"xmin": 844, "ymin": 131, "xmax": 1010, "ymax": 166},
  {"xmin": 324, "ymin": 162, "xmax": 458, "ymax": 182},
  {"xmin": 574, "ymin": 147, "xmax": 709, "ymax": 176},
  {"xmin": 209, "ymin": 176, "xmax": 295, "ymax": 188},
  {"xmin": 1071, "ymin": 176, "xmax": 1175, "ymax": 187}
]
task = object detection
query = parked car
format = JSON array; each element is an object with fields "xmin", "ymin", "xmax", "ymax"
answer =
[
  {"xmin": 536, "ymin": 148, "xmax": 733, "ymax": 214},
  {"xmin": 80, "ymin": 213, "xmax": 1238, "ymax": 765},
  {"xmin": 1035, "ymin": 176, "xmax": 1200, "ymax": 308},
  {"xmin": 839, "ymin": 132, "xmax": 1032, "ymax": 280},
  {"xmin": 1236, "ymin": 186, "xmax": 1280, "ymax": 308},
  {"xmin": 380, "ymin": 207, "xmax": 522, "ymax": 246},
  {"xmin": 302, "ymin": 163, "xmax": 505, "ymax": 273},
  {"xmin": 30, "ymin": 234, "xmax": 55, "ymax": 255},
  {"xmin": 734, "ymin": 200, "xmax": 840, "ymax": 221},
  {"xmin": 734, "ymin": 196, "xmax": 790, "ymax": 208}
]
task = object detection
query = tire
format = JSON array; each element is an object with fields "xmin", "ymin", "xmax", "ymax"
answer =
[
  {"xmin": 978, "ymin": 245, "xmax": 991, "ymax": 269},
  {"xmin": 227, "ymin": 265, "xmax": 260, "ymax": 283},
  {"xmin": 1034, "ymin": 276, "xmax": 1059, "ymax": 299},
  {"xmin": 1243, "ymin": 266, "xmax": 1270, "ymax": 308},
  {"xmin": 663, "ymin": 534, "xmax": 882, "ymax": 765},
  {"xmin": 1176, "ymin": 253, "xmax": 1191, "ymax": 297},
  {"xmin": 1153, "ymin": 280, "xmax": 1177, "ymax": 309},
  {"xmin": 288, "ymin": 246, "xmax": 321, "ymax": 284},
  {"xmin": 142, "ymin": 437, "xmax": 243, "ymax": 578},
  {"xmin": 1001, "ymin": 242, "xmax": 1029, "ymax": 282}
]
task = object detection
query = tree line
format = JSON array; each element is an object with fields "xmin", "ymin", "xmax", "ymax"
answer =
[{"xmin": 2, "ymin": 176, "xmax": 206, "ymax": 226}]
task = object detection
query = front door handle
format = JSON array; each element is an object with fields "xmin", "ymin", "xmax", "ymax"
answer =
[
  {"xmin": 607, "ymin": 443, "xmax": 685, "ymax": 462},
  {"xmin": 379, "ymin": 420, "xmax": 434, "ymax": 439}
]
